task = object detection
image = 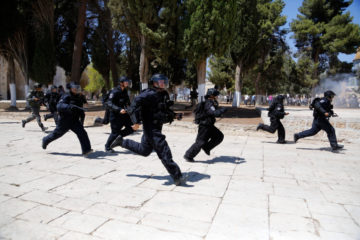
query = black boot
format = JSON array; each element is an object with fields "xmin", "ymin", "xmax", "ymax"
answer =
[
  {"xmin": 183, "ymin": 155, "xmax": 195, "ymax": 162},
  {"xmin": 294, "ymin": 134, "xmax": 300, "ymax": 143},
  {"xmin": 110, "ymin": 135, "xmax": 123, "ymax": 149},
  {"xmin": 256, "ymin": 123, "xmax": 263, "ymax": 131},
  {"xmin": 42, "ymin": 139, "xmax": 48, "ymax": 150},
  {"xmin": 22, "ymin": 120, "xmax": 26, "ymax": 128}
]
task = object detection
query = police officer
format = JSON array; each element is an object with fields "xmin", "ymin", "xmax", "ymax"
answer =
[
  {"xmin": 256, "ymin": 95, "xmax": 289, "ymax": 143},
  {"xmin": 184, "ymin": 88, "xmax": 226, "ymax": 162},
  {"xmin": 94, "ymin": 90, "xmax": 111, "ymax": 126},
  {"xmin": 44, "ymin": 85, "xmax": 60, "ymax": 124},
  {"xmin": 110, "ymin": 74, "xmax": 183, "ymax": 185},
  {"xmin": 294, "ymin": 90, "xmax": 343, "ymax": 152},
  {"xmin": 104, "ymin": 76, "xmax": 134, "ymax": 152},
  {"xmin": 79, "ymin": 90, "xmax": 88, "ymax": 125},
  {"xmin": 22, "ymin": 83, "xmax": 47, "ymax": 132},
  {"xmin": 42, "ymin": 83, "xmax": 93, "ymax": 156}
]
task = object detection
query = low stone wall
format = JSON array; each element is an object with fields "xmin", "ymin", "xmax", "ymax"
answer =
[{"xmin": 257, "ymin": 106, "xmax": 360, "ymax": 143}]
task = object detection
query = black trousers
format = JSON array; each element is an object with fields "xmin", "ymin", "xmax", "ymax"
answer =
[
  {"xmin": 43, "ymin": 118, "xmax": 91, "ymax": 154},
  {"xmin": 261, "ymin": 117, "xmax": 285, "ymax": 142},
  {"xmin": 44, "ymin": 107, "xmax": 59, "ymax": 125},
  {"xmin": 24, "ymin": 107, "xmax": 45, "ymax": 129},
  {"xmin": 297, "ymin": 118, "xmax": 337, "ymax": 148},
  {"xmin": 102, "ymin": 109, "xmax": 110, "ymax": 124},
  {"xmin": 105, "ymin": 113, "xmax": 134, "ymax": 150},
  {"xmin": 185, "ymin": 124, "xmax": 224, "ymax": 158},
  {"xmin": 122, "ymin": 127, "xmax": 182, "ymax": 180}
]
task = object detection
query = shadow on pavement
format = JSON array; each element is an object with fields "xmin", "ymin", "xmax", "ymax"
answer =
[
  {"xmin": 49, "ymin": 152, "xmax": 82, "ymax": 157},
  {"xmin": 126, "ymin": 171, "xmax": 211, "ymax": 187},
  {"xmin": 0, "ymin": 121, "xmax": 20, "ymax": 124},
  {"xmin": 297, "ymin": 147, "xmax": 345, "ymax": 153},
  {"xmin": 196, "ymin": 156, "xmax": 245, "ymax": 164},
  {"xmin": 263, "ymin": 141, "xmax": 297, "ymax": 145}
]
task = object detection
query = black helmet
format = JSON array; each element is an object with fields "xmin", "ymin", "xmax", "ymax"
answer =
[
  {"xmin": 324, "ymin": 90, "xmax": 336, "ymax": 98},
  {"xmin": 67, "ymin": 82, "xmax": 81, "ymax": 91},
  {"xmin": 205, "ymin": 88, "xmax": 220, "ymax": 98},
  {"xmin": 34, "ymin": 83, "xmax": 42, "ymax": 89},
  {"xmin": 118, "ymin": 76, "xmax": 132, "ymax": 87},
  {"xmin": 276, "ymin": 95, "xmax": 285, "ymax": 102},
  {"xmin": 51, "ymin": 85, "xmax": 58, "ymax": 90},
  {"xmin": 150, "ymin": 74, "xmax": 169, "ymax": 89}
]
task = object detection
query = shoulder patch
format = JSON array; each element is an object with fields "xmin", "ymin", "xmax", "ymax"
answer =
[
  {"xmin": 210, "ymin": 106, "xmax": 216, "ymax": 111},
  {"xmin": 277, "ymin": 107, "xmax": 281, "ymax": 110},
  {"xmin": 109, "ymin": 93, "xmax": 114, "ymax": 98},
  {"xmin": 320, "ymin": 99, "xmax": 325, "ymax": 103}
]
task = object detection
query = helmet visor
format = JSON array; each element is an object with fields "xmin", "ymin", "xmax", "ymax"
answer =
[{"xmin": 155, "ymin": 79, "xmax": 169, "ymax": 89}]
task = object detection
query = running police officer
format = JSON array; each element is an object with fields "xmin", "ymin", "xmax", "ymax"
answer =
[
  {"xmin": 183, "ymin": 88, "xmax": 226, "ymax": 162},
  {"xmin": 22, "ymin": 83, "xmax": 47, "ymax": 131},
  {"xmin": 104, "ymin": 76, "xmax": 134, "ymax": 152},
  {"xmin": 256, "ymin": 95, "xmax": 289, "ymax": 143},
  {"xmin": 44, "ymin": 85, "xmax": 60, "ymax": 124},
  {"xmin": 294, "ymin": 90, "xmax": 343, "ymax": 152},
  {"xmin": 110, "ymin": 74, "xmax": 184, "ymax": 185},
  {"xmin": 42, "ymin": 83, "xmax": 92, "ymax": 156}
]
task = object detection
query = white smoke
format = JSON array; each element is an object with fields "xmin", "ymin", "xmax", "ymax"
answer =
[{"xmin": 313, "ymin": 73, "xmax": 359, "ymax": 108}]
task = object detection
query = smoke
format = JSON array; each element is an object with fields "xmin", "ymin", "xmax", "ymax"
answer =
[{"xmin": 313, "ymin": 73, "xmax": 359, "ymax": 107}]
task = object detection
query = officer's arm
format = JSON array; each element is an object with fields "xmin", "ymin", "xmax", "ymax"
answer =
[
  {"xmin": 26, "ymin": 92, "xmax": 34, "ymax": 102},
  {"xmin": 127, "ymin": 92, "xmax": 149, "ymax": 124},
  {"xmin": 56, "ymin": 95, "xmax": 72, "ymax": 113},
  {"xmin": 313, "ymin": 100, "xmax": 327, "ymax": 116},
  {"xmin": 204, "ymin": 102, "xmax": 225, "ymax": 117},
  {"xmin": 273, "ymin": 104, "xmax": 285, "ymax": 118},
  {"xmin": 106, "ymin": 92, "xmax": 122, "ymax": 112}
]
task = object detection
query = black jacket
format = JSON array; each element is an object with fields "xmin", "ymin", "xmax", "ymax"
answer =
[
  {"xmin": 106, "ymin": 87, "xmax": 130, "ymax": 112},
  {"xmin": 313, "ymin": 97, "xmax": 334, "ymax": 119},
  {"xmin": 127, "ymin": 88, "xmax": 175, "ymax": 128},
  {"xmin": 196, "ymin": 99, "xmax": 225, "ymax": 126},
  {"xmin": 44, "ymin": 92, "xmax": 60, "ymax": 111},
  {"xmin": 57, "ymin": 92, "xmax": 84, "ymax": 121}
]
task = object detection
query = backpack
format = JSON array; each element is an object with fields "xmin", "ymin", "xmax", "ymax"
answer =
[
  {"xmin": 309, "ymin": 97, "xmax": 320, "ymax": 110},
  {"xmin": 194, "ymin": 102, "xmax": 206, "ymax": 124}
]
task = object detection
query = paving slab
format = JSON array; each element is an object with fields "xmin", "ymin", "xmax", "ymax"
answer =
[{"xmin": 0, "ymin": 115, "xmax": 360, "ymax": 239}]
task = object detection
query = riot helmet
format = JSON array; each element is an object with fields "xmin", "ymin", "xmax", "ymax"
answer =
[
  {"xmin": 34, "ymin": 83, "xmax": 42, "ymax": 90},
  {"xmin": 67, "ymin": 82, "xmax": 81, "ymax": 94},
  {"xmin": 150, "ymin": 74, "xmax": 169, "ymax": 89},
  {"xmin": 205, "ymin": 88, "xmax": 220, "ymax": 98},
  {"xmin": 324, "ymin": 90, "xmax": 336, "ymax": 99},
  {"xmin": 118, "ymin": 76, "xmax": 132, "ymax": 88}
]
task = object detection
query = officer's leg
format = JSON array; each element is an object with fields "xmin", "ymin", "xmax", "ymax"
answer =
[
  {"xmin": 122, "ymin": 133, "xmax": 153, "ymax": 156},
  {"xmin": 203, "ymin": 125, "xmax": 224, "ymax": 153},
  {"xmin": 53, "ymin": 112, "xmax": 59, "ymax": 125},
  {"xmin": 33, "ymin": 107, "xmax": 45, "ymax": 130},
  {"xmin": 105, "ymin": 119, "xmax": 121, "ymax": 150},
  {"xmin": 79, "ymin": 111, "xmax": 85, "ymax": 126},
  {"xmin": 319, "ymin": 119, "xmax": 338, "ymax": 148},
  {"xmin": 119, "ymin": 114, "xmax": 134, "ymax": 138},
  {"xmin": 185, "ymin": 125, "xmax": 210, "ymax": 159},
  {"xmin": 70, "ymin": 121, "xmax": 92, "ymax": 154},
  {"xmin": 152, "ymin": 129, "xmax": 182, "ymax": 180},
  {"xmin": 297, "ymin": 119, "xmax": 321, "ymax": 139},
  {"xmin": 261, "ymin": 117, "xmax": 278, "ymax": 134},
  {"xmin": 277, "ymin": 120, "xmax": 285, "ymax": 142},
  {"xmin": 103, "ymin": 109, "xmax": 110, "ymax": 124},
  {"xmin": 24, "ymin": 109, "xmax": 37, "ymax": 123},
  {"xmin": 42, "ymin": 122, "xmax": 69, "ymax": 148}
]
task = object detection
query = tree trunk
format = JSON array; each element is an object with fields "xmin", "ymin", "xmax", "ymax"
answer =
[
  {"xmin": 105, "ymin": 2, "xmax": 118, "ymax": 87},
  {"xmin": 70, "ymin": 0, "xmax": 87, "ymax": 84},
  {"xmin": 196, "ymin": 58, "xmax": 206, "ymax": 102},
  {"xmin": 255, "ymin": 71, "xmax": 262, "ymax": 105},
  {"xmin": 232, "ymin": 61, "xmax": 242, "ymax": 107},
  {"xmin": 139, "ymin": 35, "xmax": 149, "ymax": 90},
  {"xmin": 7, "ymin": 56, "xmax": 16, "ymax": 107}
]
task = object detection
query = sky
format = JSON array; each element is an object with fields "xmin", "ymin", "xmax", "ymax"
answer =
[{"xmin": 282, "ymin": 0, "xmax": 360, "ymax": 63}]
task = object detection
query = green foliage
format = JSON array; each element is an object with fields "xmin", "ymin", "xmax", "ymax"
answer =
[
  {"xmin": 208, "ymin": 54, "xmax": 235, "ymax": 91},
  {"xmin": 291, "ymin": 0, "xmax": 360, "ymax": 78},
  {"xmin": 30, "ymin": 26, "xmax": 56, "ymax": 84},
  {"xmin": 84, "ymin": 65, "xmax": 105, "ymax": 93},
  {"xmin": 183, "ymin": 0, "xmax": 237, "ymax": 64}
]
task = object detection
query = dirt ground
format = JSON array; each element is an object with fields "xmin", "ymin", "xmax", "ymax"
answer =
[{"xmin": 0, "ymin": 102, "xmax": 262, "ymax": 125}]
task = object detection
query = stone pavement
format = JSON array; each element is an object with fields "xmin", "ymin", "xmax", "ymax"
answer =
[{"xmin": 0, "ymin": 117, "xmax": 360, "ymax": 240}]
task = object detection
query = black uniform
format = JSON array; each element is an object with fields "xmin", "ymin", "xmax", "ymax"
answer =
[
  {"xmin": 44, "ymin": 91, "xmax": 60, "ymax": 124},
  {"xmin": 257, "ymin": 95, "xmax": 286, "ymax": 143},
  {"xmin": 22, "ymin": 90, "xmax": 46, "ymax": 131},
  {"xmin": 42, "ymin": 92, "xmax": 92, "ymax": 154},
  {"xmin": 105, "ymin": 87, "xmax": 134, "ymax": 151},
  {"xmin": 112, "ymin": 88, "xmax": 182, "ymax": 182},
  {"xmin": 295, "ymin": 97, "xmax": 338, "ymax": 148},
  {"xmin": 184, "ymin": 98, "xmax": 226, "ymax": 161},
  {"xmin": 79, "ymin": 93, "xmax": 87, "ymax": 125}
]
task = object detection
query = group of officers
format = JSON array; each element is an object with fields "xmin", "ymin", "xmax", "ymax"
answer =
[{"xmin": 21, "ymin": 74, "xmax": 344, "ymax": 185}]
